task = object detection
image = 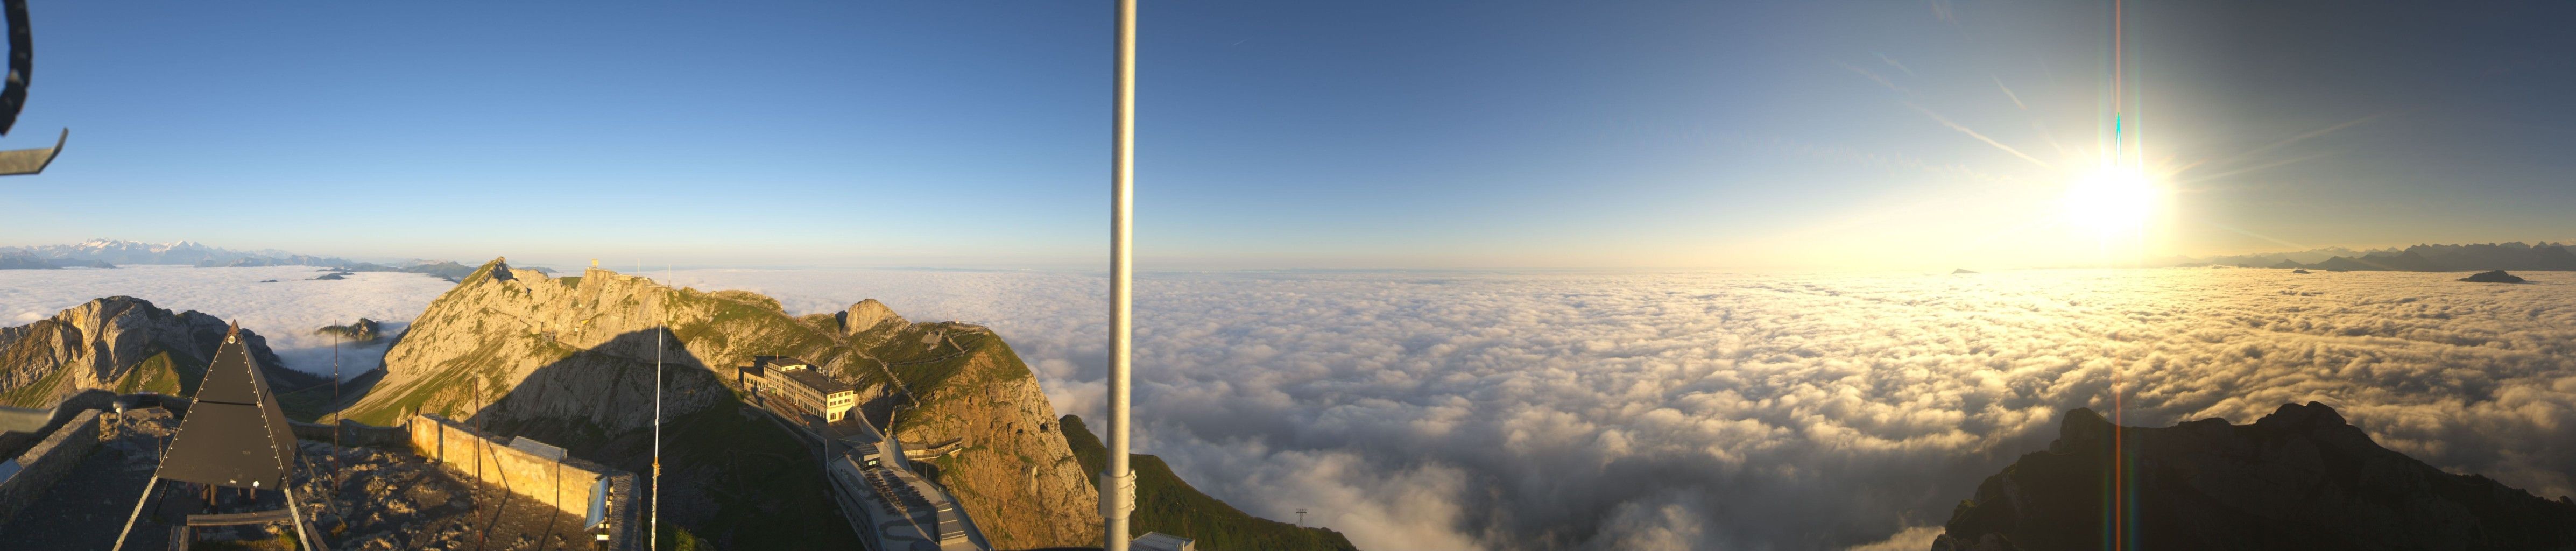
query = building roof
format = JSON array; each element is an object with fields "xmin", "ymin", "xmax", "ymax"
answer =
[
  {"xmin": 777, "ymin": 366, "xmax": 856, "ymax": 394},
  {"xmin": 1134, "ymin": 532, "xmax": 1196, "ymax": 551},
  {"xmin": 754, "ymin": 355, "xmax": 814, "ymax": 370}
]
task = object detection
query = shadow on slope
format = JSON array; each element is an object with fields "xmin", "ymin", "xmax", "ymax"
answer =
[{"xmin": 446, "ymin": 329, "xmax": 863, "ymax": 551}]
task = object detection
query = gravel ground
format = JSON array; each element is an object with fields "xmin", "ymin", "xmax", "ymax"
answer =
[{"xmin": 0, "ymin": 408, "xmax": 599, "ymax": 551}]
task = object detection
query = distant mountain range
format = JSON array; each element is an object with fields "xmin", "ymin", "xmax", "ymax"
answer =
[
  {"xmin": 0, "ymin": 239, "xmax": 494, "ymax": 280},
  {"xmin": 0, "ymin": 238, "xmax": 315, "ymax": 266},
  {"xmin": 0, "ymin": 251, "xmax": 119, "ymax": 269},
  {"xmin": 2183, "ymin": 242, "xmax": 2576, "ymax": 272}
]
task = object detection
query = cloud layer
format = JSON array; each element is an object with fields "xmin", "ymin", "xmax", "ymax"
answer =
[
  {"xmin": 0, "ymin": 265, "xmax": 454, "ymax": 378},
  {"xmin": 16, "ymin": 265, "xmax": 2572, "ymax": 550}
]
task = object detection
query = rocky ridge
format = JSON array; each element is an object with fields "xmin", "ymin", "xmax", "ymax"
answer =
[
  {"xmin": 1932, "ymin": 402, "xmax": 2576, "ymax": 551},
  {"xmin": 338, "ymin": 258, "xmax": 1103, "ymax": 549},
  {"xmin": 0, "ymin": 251, "xmax": 110, "ymax": 269},
  {"xmin": 0, "ymin": 296, "xmax": 315, "ymax": 408}
]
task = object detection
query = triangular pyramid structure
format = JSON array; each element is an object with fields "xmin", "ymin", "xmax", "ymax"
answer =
[
  {"xmin": 112, "ymin": 324, "xmax": 319, "ymax": 551},
  {"xmin": 156, "ymin": 328, "xmax": 298, "ymax": 488}
]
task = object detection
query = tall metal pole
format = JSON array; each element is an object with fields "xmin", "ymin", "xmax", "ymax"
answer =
[
  {"xmin": 330, "ymin": 321, "xmax": 341, "ymax": 523},
  {"xmin": 652, "ymin": 296, "xmax": 664, "ymax": 551},
  {"xmin": 1103, "ymin": 0, "xmax": 1139, "ymax": 549}
]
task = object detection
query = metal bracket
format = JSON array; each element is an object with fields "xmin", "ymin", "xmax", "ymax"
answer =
[{"xmin": 1100, "ymin": 469, "xmax": 1136, "ymax": 520}]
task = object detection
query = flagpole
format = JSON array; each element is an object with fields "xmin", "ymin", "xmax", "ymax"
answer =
[{"xmin": 1104, "ymin": 0, "xmax": 1138, "ymax": 549}]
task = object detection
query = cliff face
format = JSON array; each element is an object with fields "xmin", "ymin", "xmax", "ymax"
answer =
[
  {"xmin": 342, "ymin": 258, "xmax": 1102, "ymax": 549},
  {"xmin": 892, "ymin": 339, "xmax": 1105, "ymax": 548},
  {"xmin": 1933, "ymin": 402, "xmax": 2576, "ymax": 551},
  {"xmin": 0, "ymin": 296, "xmax": 304, "ymax": 408}
]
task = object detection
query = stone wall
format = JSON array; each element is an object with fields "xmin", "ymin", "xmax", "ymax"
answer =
[
  {"xmin": 0, "ymin": 408, "xmax": 101, "ymax": 531},
  {"xmin": 405, "ymin": 414, "xmax": 639, "ymax": 549}
]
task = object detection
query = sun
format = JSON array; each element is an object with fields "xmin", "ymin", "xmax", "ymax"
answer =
[{"xmin": 2063, "ymin": 165, "xmax": 2163, "ymax": 239}]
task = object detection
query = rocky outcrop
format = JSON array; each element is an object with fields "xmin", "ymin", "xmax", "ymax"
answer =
[
  {"xmin": 2459, "ymin": 270, "xmax": 2527, "ymax": 284},
  {"xmin": 838, "ymin": 298, "xmax": 907, "ymax": 336},
  {"xmin": 315, "ymin": 318, "xmax": 385, "ymax": 343},
  {"xmin": 348, "ymin": 259, "xmax": 816, "ymax": 430},
  {"xmin": 887, "ymin": 337, "xmax": 1103, "ymax": 548},
  {"xmin": 1951, "ymin": 269, "xmax": 1980, "ymax": 274},
  {"xmin": 0, "ymin": 296, "xmax": 313, "ymax": 408},
  {"xmin": 342, "ymin": 258, "xmax": 1102, "ymax": 549},
  {"xmin": 1932, "ymin": 402, "xmax": 2576, "ymax": 551}
]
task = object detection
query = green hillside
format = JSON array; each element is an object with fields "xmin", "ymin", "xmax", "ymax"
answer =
[
  {"xmin": 110, "ymin": 350, "xmax": 187, "ymax": 395},
  {"xmin": 1062, "ymin": 415, "xmax": 1361, "ymax": 551}
]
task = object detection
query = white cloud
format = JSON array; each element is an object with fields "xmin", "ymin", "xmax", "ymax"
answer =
[
  {"xmin": 0, "ymin": 265, "xmax": 454, "ymax": 378},
  {"xmin": 18, "ymin": 265, "xmax": 2575, "ymax": 550}
]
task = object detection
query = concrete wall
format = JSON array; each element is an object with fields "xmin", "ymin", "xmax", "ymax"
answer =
[
  {"xmin": 0, "ymin": 409, "xmax": 101, "ymax": 530},
  {"xmin": 405, "ymin": 414, "xmax": 639, "ymax": 549},
  {"xmin": 289, "ymin": 418, "xmax": 408, "ymax": 448}
]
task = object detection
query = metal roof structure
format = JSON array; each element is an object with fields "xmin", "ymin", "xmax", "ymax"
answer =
[
  {"xmin": 1134, "ymin": 532, "xmax": 1197, "ymax": 551},
  {"xmin": 153, "ymin": 331, "xmax": 298, "ymax": 489},
  {"xmin": 113, "ymin": 325, "xmax": 321, "ymax": 551}
]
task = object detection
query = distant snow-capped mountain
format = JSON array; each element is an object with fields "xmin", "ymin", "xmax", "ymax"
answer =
[
  {"xmin": 1, "ymin": 238, "xmax": 351, "ymax": 266},
  {"xmin": 0, "ymin": 239, "xmax": 496, "ymax": 280}
]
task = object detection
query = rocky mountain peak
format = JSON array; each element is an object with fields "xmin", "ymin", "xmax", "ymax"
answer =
[
  {"xmin": 2253, "ymin": 400, "xmax": 2347, "ymax": 432},
  {"xmin": 1934, "ymin": 402, "xmax": 2576, "ymax": 551},
  {"xmin": 0, "ymin": 296, "xmax": 313, "ymax": 408},
  {"xmin": 838, "ymin": 298, "xmax": 906, "ymax": 336}
]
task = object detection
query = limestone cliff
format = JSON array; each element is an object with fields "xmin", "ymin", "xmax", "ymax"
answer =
[
  {"xmin": 340, "ymin": 258, "xmax": 1103, "ymax": 549},
  {"xmin": 1933, "ymin": 402, "xmax": 2576, "ymax": 551},
  {"xmin": 890, "ymin": 339, "xmax": 1106, "ymax": 548},
  {"xmin": 0, "ymin": 296, "xmax": 312, "ymax": 408}
]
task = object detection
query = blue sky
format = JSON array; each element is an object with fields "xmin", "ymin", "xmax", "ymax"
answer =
[{"xmin": 1, "ymin": 1, "xmax": 2569, "ymax": 270}]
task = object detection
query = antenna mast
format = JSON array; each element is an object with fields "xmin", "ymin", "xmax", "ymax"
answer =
[
  {"xmin": 651, "ymin": 284, "xmax": 664, "ymax": 551},
  {"xmin": 331, "ymin": 320, "xmax": 341, "ymax": 516},
  {"xmin": 1104, "ymin": 0, "xmax": 1139, "ymax": 549}
]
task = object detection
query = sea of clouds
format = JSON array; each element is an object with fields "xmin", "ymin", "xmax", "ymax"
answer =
[
  {"xmin": 0, "ymin": 265, "xmax": 455, "ymax": 378},
  {"xmin": 8, "ymin": 265, "xmax": 2573, "ymax": 550}
]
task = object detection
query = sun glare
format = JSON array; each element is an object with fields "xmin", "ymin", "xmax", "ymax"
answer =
[{"xmin": 2064, "ymin": 166, "xmax": 2162, "ymax": 239}]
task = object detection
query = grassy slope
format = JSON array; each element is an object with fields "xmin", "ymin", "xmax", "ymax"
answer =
[
  {"xmin": 110, "ymin": 350, "xmax": 186, "ymax": 395},
  {"xmin": 1062, "ymin": 415, "xmax": 1361, "ymax": 551}
]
